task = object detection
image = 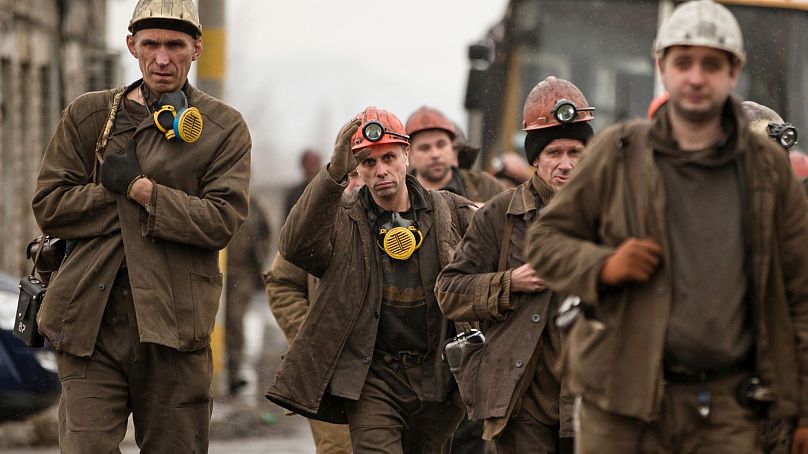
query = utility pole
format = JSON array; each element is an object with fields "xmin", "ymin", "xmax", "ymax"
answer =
[{"xmin": 196, "ymin": 0, "xmax": 228, "ymax": 392}]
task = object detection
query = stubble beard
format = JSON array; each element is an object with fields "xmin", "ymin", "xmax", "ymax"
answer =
[{"xmin": 670, "ymin": 97, "xmax": 724, "ymax": 124}]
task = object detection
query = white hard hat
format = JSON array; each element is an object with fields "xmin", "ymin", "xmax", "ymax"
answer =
[{"xmin": 654, "ymin": 0, "xmax": 745, "ymax": 64}]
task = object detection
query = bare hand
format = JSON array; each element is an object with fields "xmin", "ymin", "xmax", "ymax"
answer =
[
  {"xmin": 792, "ymin": 426, "xmax": 808, "ymax": 454},
  {"xmin": 599, "ymin": 237, "xmax": 662, "ymax": 286},
  {"xmin": 128, "ymin": 177, "xmax": 153, "ymax": 207},
  {"xmin": 510, "ymin": 263, "xmax": 546, "ymax": 293}
]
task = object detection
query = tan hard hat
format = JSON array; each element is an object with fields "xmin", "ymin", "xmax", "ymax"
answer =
[
  {"xmin": 742, "ymin": 101, "xmax": 784, "ymax": 138},
  {"xmin": 129, "ymin": 0, "xmax": 202, "ymax": 38},
  {"xmin": 654, "ymin": 0, "xmax": 745, "ymax": 64}
]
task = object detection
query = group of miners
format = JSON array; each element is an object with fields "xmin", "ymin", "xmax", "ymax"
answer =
[{"xmin": 28, "ymin": 0, "xmax": 808, "ymax": 453}]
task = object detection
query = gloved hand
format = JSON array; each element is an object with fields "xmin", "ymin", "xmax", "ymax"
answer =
[
  {"xmin": 327, "ymin": 118, "xmax": 363, "ymax": 182},
  {"xmin": 101, "ymin": 139, "xmax": 144, "ymax": 198},
  {"xmin": 792, "ymin": 426, "xmax": 808, "ymax": 454},
  {"xmin": 599, "ymin": 237, "xmax": 662, "ymax": 286}
]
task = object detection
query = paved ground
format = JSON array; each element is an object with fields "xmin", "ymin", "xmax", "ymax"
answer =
[{"xmin": 0, "ymin": 295, "xmax": 320, "ymax": 453}]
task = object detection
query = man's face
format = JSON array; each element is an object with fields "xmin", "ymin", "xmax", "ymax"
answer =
[
  {"xmin": 658, "ymin": 45, "xmax": 740, "ymax": 124},
  {"xmin": 127, "ymin": 28, "xmax": 202, "ymax": 96},
  {"xmin": 534, "ymin": 138, "xmax": 584, "ymax": 190},
  {"xmin": 357, "ymin": 144, "xmax": 409, "ymax": 201},
  {"xmin": 409, "ymin": 130, "xmax": 456, "ymax": 184}
]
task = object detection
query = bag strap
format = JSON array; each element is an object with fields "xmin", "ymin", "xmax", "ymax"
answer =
[
  {"xmin": 619, "ymin": 121, "xmax": 652, "ymax": 237},
  {"xmin": 498, "ymin": 214, "xmax": 515, "ymax": 272},
  {"xmin": 29, "ymin": 235, "xmax": 47, "ymax": 277},
  {"xmin": 91, "ymin": 85, "xmax": 127, "ymax": 183}
]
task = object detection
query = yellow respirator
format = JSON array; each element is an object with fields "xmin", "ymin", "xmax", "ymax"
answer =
[
  {"xmin": 152, "ymin": 90, "xmax": 203, "ymax": 143},
  {"xmin": 376, "ymin": 212, "xmax": 423, "ymax": 260}
]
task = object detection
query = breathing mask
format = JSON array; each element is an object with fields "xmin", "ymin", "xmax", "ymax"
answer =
[
  {"xmin": 376, "ymin": 212, "xmax": 423, "ymax": 260},
  {"xmin": 151, "ymin": 90, "xmax": 204, "ymax": 143}
]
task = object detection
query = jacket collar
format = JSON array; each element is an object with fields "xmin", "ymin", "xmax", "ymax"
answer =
[{"xmin": 507, "ymin": 172, "xmax": 554, "ymax": 217}]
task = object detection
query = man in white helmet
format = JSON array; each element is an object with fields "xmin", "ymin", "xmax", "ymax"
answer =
[
  {"xmin": 31, "ymin": 0, "xmax": 251, "ymax": 451},
  {"xmin": 524, "ymin": 1, "xmax": 808, "ymax": 452}
]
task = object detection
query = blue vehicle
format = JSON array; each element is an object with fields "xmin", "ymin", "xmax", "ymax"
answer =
[{"xmin": 0, "ymin": 272, "xmax": 60, "ymax": 422}]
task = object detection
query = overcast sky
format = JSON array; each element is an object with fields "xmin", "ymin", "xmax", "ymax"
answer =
[{"xmin": 107, "ymin": 0, "xmax": 508, "ymax": 185}]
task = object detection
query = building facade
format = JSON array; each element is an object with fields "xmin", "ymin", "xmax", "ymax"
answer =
[{"xmin": 0, "ymin": 0, "xmax": 118, "ymax": 276}]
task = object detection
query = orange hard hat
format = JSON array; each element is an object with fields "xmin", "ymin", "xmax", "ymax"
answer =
[
  {"xmin": 406, "ymin": 106, "xmax": 456, "ymax": 140},
  {"xmin": 522, "ymin": 76, "xmax": 594, "ymax": 131},
  {"xmin": 648, "ymin": 92, "xmax": 670, "ymax": 119},
  {"xmin": 790, "ymin": 151, "xmax": 808, "ymax": 178},
  {"xmin": 351, "ymin": 106, "xmax": 410, "ymax": 152}
]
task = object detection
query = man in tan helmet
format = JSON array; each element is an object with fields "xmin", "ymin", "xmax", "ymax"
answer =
[
  {"xmin": 437, "ymin": 76, "xmax": 594, "ymax": 454},
  {"xmin": 407, "ymin": 106, "xmax": 504, "ymax": 203},
  {"xmin": 525, "ymin": 1, "xmax": 808, "ymax": 452},
  {"xmin": 31, "ymin": 0, "xmax": 251, "ymax": 451}
]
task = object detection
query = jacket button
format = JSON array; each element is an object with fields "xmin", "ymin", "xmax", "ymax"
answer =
[
  {"xmin": 656, "ymin": 287, "xmax": 666, "ymax": 296},
  {"xmin": 531, "ymin": 314, "xmax": 541, "ymax": 323},
  {"xmin": 515, "ymin": 360, "xmax": 523, "ymax": 368},
  {"xmin": 98, "ymin": 284, "xmax": 105, "ymax": 291},
  {"xmin": 363, "ymin": 357, "xmax": 371, "ymax": 364},
  {"xmin": 374, "ymin": 312, "xmax": 380, "ymax": 319}
]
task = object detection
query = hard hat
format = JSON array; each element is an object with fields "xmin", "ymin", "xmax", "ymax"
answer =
[
  {"xmin": 647, "ymin": 92, "xmax": 670, "ymax": 119},
  {"xmin": 129, "ymin": 0, "xmax": 202, "ymax": 38},
  {"xmin": 351, "ymin": 107, "xmax": 410, "ymax": 153},
  {"xmin": 654, "ymin": 0, "xmax": 745, "ymax": 64},
  {"xmin": 742, "ymin": 101, "xmax": 798, "ymax": 149},
  {"xmin": 406, "ymin": 106, "xmax": 456, "ymax": 140},
  {"xmin": 522, "ymin": 76, "xmax": 594, "ymax": 131},
  {"xmin": 790, "ymin": 151, "xmax": 808, "ymax": 178}
]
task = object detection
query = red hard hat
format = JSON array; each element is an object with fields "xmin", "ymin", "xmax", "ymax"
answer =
[
  {"xmin": 522, "ymin": 76, "xmax": 594, "ymax": 131},
  {"xmin": 406, "ymin": 106, "xmax": 456, "ymax": 140},
  {"xmin": 351, "ymin": 106, "xmax": 410, "ymax": 152}
]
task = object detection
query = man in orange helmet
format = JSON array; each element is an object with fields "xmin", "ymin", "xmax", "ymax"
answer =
[
  {"xmin": 266, "ymin": 107, "xmax": 476, "ymax": 453},
  {"xmin": 407, "ymin": 106, "xmax": 504, "ymax": 203},
  {"xmin": 437, "ymin": 76, "xmax": 594, "ymax": 454},
  {"xmin": 526, "ymin": 1, "xmax": 808, "ymax": 452}
]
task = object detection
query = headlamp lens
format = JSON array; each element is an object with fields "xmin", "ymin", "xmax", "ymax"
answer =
[
  {"xmin": 554, "ymin": 102, "xmax": 577, "ymax": 123},
  {"xmin": 780, "ymin": 127, "xmax": 798, "ymax": 149},
  {"xmin": 363, "ymin": 122, "xmax": 385, "ymax": 142}
]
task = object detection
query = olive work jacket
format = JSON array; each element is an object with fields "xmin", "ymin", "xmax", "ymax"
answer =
[
  {"xmin": 526, "ymin": 97, "xmax": 808, "ymax": 425},
  {"xmin": 458, "ymin": 168, "xmax": 506, "ymax": 203},
  {"xmin": 264, "ymin": 252, "xmax": 318, "ymax": 344},
  {"xmin": 32, "ymin": 82, "xmax": 251, "ymax": 357},
  {"xmin": 266, "ymin": 171, "xmax": 475, "ymax": 423},
  {"xmin": 436, "ymin": 175, "xmax": 570, "ymax": 435}
]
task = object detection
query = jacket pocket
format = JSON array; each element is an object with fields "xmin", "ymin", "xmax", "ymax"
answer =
[
  {"xmin": 191, "ymin": 272, "xmax": 223, "ymax": 340},
  {"xmin": 457, "ymin": 341, "xmax": 485, "ymax": 412},
  {"xmin": 568, "ymin": 318, "xmax": 614, "ymax": 394}
]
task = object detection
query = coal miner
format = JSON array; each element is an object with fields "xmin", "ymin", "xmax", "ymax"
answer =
[
  {"xmin": 266, "ymin": 106, "xmax": 475, "ymax": 453},
  {"xmin": 525, "ymin": 1, "xmax": 808, "ymax": 452},
  {"xmin": 31, "ymin": 0, "xmax": 251, "ymax": 451}
]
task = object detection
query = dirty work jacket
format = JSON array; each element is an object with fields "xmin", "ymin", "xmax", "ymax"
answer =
[
  {"xmin": 266, "ymin": 171, "xmax": 475, "ymax": 423},
  {"xmin": 525, "ymin": 97, "xmax": 808, "ymax": 425},
  {"xmin": 436, "ymin": 175, "xmax": 567, "ymax": 436},
  {"xmin": 264, "ymin": 252, "xmax": 318, "ymax": 344},
  {"xmin": 459, "ymin": 169, "xmax": 506, "ymax": 203},
  {"xmin": 32, "ymin": 82, "xmax": 251, "ymax": 357}
]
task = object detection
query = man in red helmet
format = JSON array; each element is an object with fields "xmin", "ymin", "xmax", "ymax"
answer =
[
  {"xmin": 526, "ymin": 1, "xmax": 808, "ymax": 452},
  {"xmin": 407, "ymin": 106, "xmax": 504, "ymax": 203},
  {"xmin": 266, "ymin": 107, "xmax": 476, "ymax": 453},
  {"xmin": 436, "ymin": 76, "xmax": 594, "ymax": 454}
]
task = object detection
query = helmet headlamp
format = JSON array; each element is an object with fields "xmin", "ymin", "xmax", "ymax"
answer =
[
  {"xmin": 552, "ymin": 99, "xmax": 595, "ymax": 124},
  {"xmin": 767, "ymin": 122, "xmax": 798, "ymax": 149},
  {"xmin": 362, "ymin": 120, "xmax": 410, "ymax": 143}
]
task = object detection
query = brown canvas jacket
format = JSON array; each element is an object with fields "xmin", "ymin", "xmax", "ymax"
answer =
[
  {"xmin": 32, "ymin": 83, "xmax": 251, "ymax": 357},
  {"xmin": 436, "ymin": 175, "xmax": 568, "ymax": 433},
  {"xmin": 459, "ymin": 168, "xmax": 506, "ymax": 203},
  {"xmin": 264, "ymin": 252, "xmax": 318, "ymax": 344},
  {"xmin": 526, "ymin": 97, "xmax": 808, "ymax": 425},
  {"xmin": 266, "ymin": 170, "xmax": 475, "ymax": 423}
]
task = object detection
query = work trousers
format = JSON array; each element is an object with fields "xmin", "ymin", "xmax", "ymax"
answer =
[
  {"xmin": 309, "ymin": 419, "xmax": 353, "ymax": 454},
  {"xmin": 225, "ymin": 276, "xmax": 253, "ymax": 388},
  {"xmin": 451, "ymin": 417, "xmax": 495, "ymax": 454},
  {"xmin": 57, "ymin": 272, "xmax": 213, "ymax": 454},
  {"xmin": 577, "ymin": 372, "xmax": 763, "ymax": 454},
  {"xmin": 494, "ymin": 408, "xmax": 571, "ymax": 454},
  {"xmin": 345, "ymin": 353, "xmax": 465, "ymax": 454}
]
